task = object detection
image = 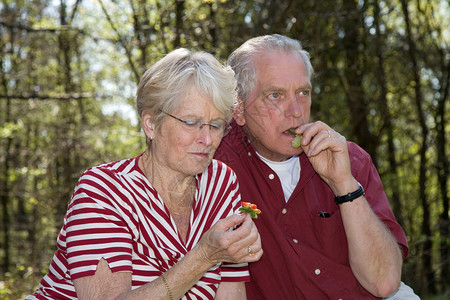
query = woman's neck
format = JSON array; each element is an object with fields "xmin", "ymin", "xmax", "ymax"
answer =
[{"xmin": 140, "ymin": 150, "xmax": 195, "ymax": 209}]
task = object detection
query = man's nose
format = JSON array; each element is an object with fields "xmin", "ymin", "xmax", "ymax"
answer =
[{"xmin": 287, "ymin": 93, "xmax": 303, "ymax": 118}]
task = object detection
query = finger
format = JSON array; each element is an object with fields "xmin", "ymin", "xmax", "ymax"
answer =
[
  {"xmin": 303, "ymin": 129, "xmax": 331, "ymax": 156},
  {"xmin": 237, "ymin": 219, "xmax": 262, "ymax": 256},
  {"xmin": 222, "ymin": 216, "xmax": 258, "ymax": 255},
  {"xmin": 297, "ymin": 121, "xmax": 328, "ymax": 145},
  {"xmin": 197, "ymin": 215, "xmax": 251, "ymax": 263},
  {"xmin": 305, "ymin": 127, "xmax": 348, "ymax": 157},
  {"xmin": 247, "ymin": 232, "xmax": 262, "ymax": 255},
  {"xmin": 326, "ymin": 129, "xmax": 341, "ymax": 139},
  {"xmin": 212, "ymin": 214, "xmax": 256, "ymax": 255},
  {"xmin": 216, "ymin": 213, "xmax": 246, "ymax": 232},
  {"xmin": 245, "ymin": 235, "xmax": 264, "ymax": 262},
  {"xmin": 247, "ymin": 248, "xmax": 263, "ymax": 262},
  {"xmin": 230, "ymin": 214, "xmax": 256, "ymax": 241}
]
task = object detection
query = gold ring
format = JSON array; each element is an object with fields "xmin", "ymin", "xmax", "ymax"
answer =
[
  {"xmin": 327, "ymin": 130, "xmax": 331, "ymax": 138},
  {"xmin": 248, "ymin": 247, "xmax": 252, "ymax": 254}
]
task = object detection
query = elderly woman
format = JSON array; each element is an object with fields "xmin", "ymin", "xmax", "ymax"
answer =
[{"xmin": 27, "ymin": 48, "xmax": 263, "ymax": 300}]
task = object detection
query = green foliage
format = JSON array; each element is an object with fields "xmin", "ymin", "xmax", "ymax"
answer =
[{"xmin": 0, "ymin": 0, "xmax": 449, "ymax": 298}]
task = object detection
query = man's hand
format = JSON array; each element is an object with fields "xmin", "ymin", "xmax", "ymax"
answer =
[{"xmin": 294, "ymin": 121, "xmax": 355, "ymax": 195}]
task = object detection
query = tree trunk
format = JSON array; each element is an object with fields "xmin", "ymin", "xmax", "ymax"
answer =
[
  {"xmin": 400, "ymin": 0, "xmax": 435, "ymax": 293},
  {"xmin": 372, "ymin": 0, "xmax": 404, "ymax": 227},
  {"xmin": 0, "ymin": 32, "xmax": 13, "ymax": 273},
  {"xmin": 174, "ymin": 0, "xmax": 185, "ymax": 48},
  {"xmin": 0, "ymin": 94, "xmax": 11, "ymax": 273},
  {"xmin": 436, "ymin": 52, "xmax": 449, "ymax": 293},
  {"xmin": 341, "ymin": 0, "xmax": 377, "ymax": 161},
  {"xmin": 208, "ymin": 2, "xmax": 216, "ymax": 54},
  {"xmin": 55, "ymin": 0, "xmax": 75, "ymax": 226}
]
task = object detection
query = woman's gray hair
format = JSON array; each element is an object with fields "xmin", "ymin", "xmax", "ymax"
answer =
[
  {"xmin": 227, "ymin": 34, "xmax": 314, "ymax": 102},
  {"xmin": 137, "ymin": 48, "xmax": 237, "ymax": 146}
]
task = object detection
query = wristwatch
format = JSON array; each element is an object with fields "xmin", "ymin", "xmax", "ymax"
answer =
[{"xmin": 334, "ymin": 182, "xmax": 365, "ymax": 205}]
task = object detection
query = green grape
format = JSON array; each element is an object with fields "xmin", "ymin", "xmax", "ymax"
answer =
[
  {"xmin": 292, "ymin": 135, "xmax": 302, "ymax": 148},
  {"xmin": 288, "ymin": 128, "xmax": 302, "ymax": 148}
]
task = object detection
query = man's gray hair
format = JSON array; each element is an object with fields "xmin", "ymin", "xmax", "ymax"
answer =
[{"xmin": 227, "ymin": 34, "xmax": 314, "ymax": 102}]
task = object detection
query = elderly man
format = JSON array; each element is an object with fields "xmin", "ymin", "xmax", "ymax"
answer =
[{"xmin": 215, "ymin": 34, "xmax": 419, "ymax": 299}]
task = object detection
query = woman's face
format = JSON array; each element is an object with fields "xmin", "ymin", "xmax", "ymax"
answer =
[{"xmin": 150, "ymin": 88, "xmax": 226, "ymax": 177}]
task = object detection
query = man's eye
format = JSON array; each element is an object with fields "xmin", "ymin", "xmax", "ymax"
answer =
[
  {"xmin": 269, "ymin": 92, "xmax": 279, "ymax": 99},
  {"xmin": 299, "ymin": 90, "xmax": 310, "ymax": 96}
]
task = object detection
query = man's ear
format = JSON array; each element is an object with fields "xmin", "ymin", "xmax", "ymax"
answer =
[
  {"xmin": 232, "ymin": 98, "xmax": 246, "ymax": 126},
  {"xmin": 141, "ymin": 112, "xmax": 155, "ymax": 140}
]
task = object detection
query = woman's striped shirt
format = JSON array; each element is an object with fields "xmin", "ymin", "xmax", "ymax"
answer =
[{"xmin": 27, "ymin": 155, "xmax": 249, "ymax": 299}]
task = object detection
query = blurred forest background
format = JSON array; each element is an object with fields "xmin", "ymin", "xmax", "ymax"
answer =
[{"xmin": 0, "ymin": 0, "xmax": 449, "ymax": 299}]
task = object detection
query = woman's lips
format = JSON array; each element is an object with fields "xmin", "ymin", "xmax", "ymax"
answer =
[{"xmin": 191, "ymin": 152, "xmax": 209, "ymax": 158}]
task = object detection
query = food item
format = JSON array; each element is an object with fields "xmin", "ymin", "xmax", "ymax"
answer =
[
  {"xmin": 239, "ymin": 202, "xmax": 261, "ymax": 219},
  {"xmin": 291, "ymin": 135, "xmax": 302, "ymax": 148},
  {"xmin": 288, "ymin": 128, "xmax": 302, "ymax": 148}
]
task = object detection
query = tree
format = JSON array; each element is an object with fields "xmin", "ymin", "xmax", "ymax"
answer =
[{"xmin": 1, "ymin": 0, "xmax": 449, "ymax": 298}]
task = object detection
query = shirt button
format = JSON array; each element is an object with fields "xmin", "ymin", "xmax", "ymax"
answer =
[
  {"xmin": 247, "ymin": 152, "xmax": 251, "ymax": 156},
  {"xmin": 282, "ymin": 208, "xmax": 287, "ymax": 214},
  {"xmin": 268, "ymin": 174, "xmax": 275, "ymax": 179},
  {"xmin": 293, "ymin": 239, "xmax": 298, "ymax": 244},
  {"xmin": 315, "ymin": 269, "xmax": 321, "ymax": 275}
]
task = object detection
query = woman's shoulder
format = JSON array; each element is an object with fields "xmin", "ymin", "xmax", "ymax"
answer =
[
  {"xmin": 70, "ymin": 156, "xmax": 143, "ymax": 210},
  {"xmin": 81, "ymin": 156, "xmax": 139, "ymax": 179},
  {"xmin": 207, "ymin": 159, "xmax": 236, "ymax": 176},
  {"xmin": 197, "ymin": 159, "xmax": 238, "ymax": 189},
  {"xmin": 73, "ymin": 156, "xmax": 141, "ymax": 199}
]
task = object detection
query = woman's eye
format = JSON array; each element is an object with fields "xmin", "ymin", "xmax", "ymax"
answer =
[
  {"xmin": 210, "ymin": 122, "xmax": 224, "ymax": 131},
  {"xmin": 184, "ymin": 119, "xmax": 199, "ymax": 127}
]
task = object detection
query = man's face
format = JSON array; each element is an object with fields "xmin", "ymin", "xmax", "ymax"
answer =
[{"xmin": 235, "ymin": 50, "xmax": 312, "ymax": 162}]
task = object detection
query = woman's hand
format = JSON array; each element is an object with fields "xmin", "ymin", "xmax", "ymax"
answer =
[{"xmin": 196, "ymin": 213, "xmax": 263, "ymax": 266}]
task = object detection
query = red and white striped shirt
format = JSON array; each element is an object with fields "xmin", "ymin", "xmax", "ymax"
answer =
[{"xmin": 27, "ymin": 155, "xmax": 249, "ymax": 299}]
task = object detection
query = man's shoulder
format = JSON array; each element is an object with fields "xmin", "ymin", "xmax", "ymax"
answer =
[
  {"xmin": 347, "ymin": 141, "xmax": 371, "ymax": 162},
  {"xmin": 346, "ymin": 141, "xmax": 379, "ymax": 181},
  {"xmin": 215, "ymin": 122, "xmax": 251, "ymax": 165},
  {"xmin": 215, "ymin": 137, "xmax": 241, "ymax": 165}
]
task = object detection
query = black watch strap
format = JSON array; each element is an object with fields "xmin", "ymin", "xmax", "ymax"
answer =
[{"xmin": 334, "ymin": 182, "xmax": 365, "ymax": 205}]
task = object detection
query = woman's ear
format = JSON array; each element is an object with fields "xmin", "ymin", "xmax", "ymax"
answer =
[
  {"xmin": 232, "ymin": 98, "xmax": 246, "ymax": 126},
  {"xmin": 141, "ymin": 112, "xmax": 155, "ymax": 140}
]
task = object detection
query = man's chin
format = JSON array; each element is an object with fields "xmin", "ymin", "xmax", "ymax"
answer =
[
  {"xmin": 259, "ymin": 148, "xmax": 303, "ymax": 162},
  {"xmin": 282, "ymin": 146, "xmax": 304, "ymax": 156}
]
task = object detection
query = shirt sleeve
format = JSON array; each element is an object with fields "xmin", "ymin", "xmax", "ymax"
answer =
[
  {"xmin": 65, "ymin": 170, "xmax": 134, "ymax": 280},
  {"xmin": 349, "ymin": 142, "xmax": 409, "ymax": 258},
  {"xmin": 220, "ymin": 262, "xmax": 250, "ymax": 282},
  {"xmin": 217, "ymin": 164, "xmax": 250, "ymax": 282}
]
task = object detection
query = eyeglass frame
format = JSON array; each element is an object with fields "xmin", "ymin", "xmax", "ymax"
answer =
[{"xmin": 159, "ymin": 110, "xmax": 232, "ymax": 137}]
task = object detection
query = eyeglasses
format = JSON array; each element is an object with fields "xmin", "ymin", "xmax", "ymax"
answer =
[{"xmin": 160, "ymin": 110, "xmax": 231, "ymax": 137}]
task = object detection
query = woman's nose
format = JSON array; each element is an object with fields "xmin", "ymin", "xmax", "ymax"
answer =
[{"xmin": 196, "ymin": 125, "xmax": 213, "ymax": 145}]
